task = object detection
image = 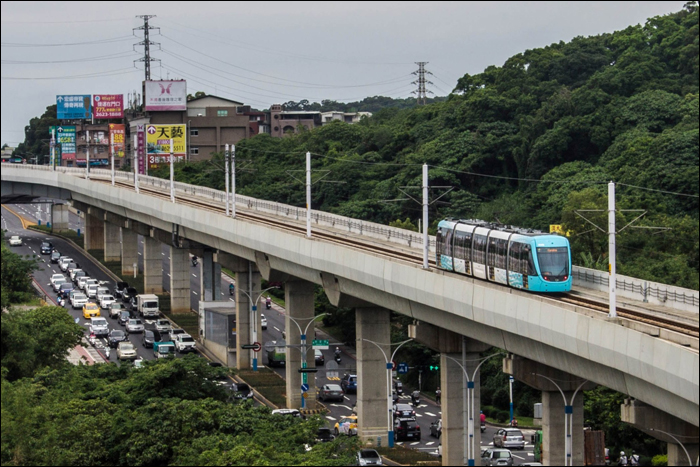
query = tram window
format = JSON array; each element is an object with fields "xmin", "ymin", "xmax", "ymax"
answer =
[
  {"xmin": 495, "ymin": 239, "xmax": 507, "ymax": 269},
  {"xmin": 454, "ymin": 231, "xmax": 468, "ymax": 261},
  {"xmin": 508, "ymin": 242, "xmax": 520, "ymax": 271},
  {"xmin": 525, "ymin": 246, "xmax": 537, "ymax": 276},
  {"xmin": 436, "ymin": 229, "xmax": 445, "ymax": 256},
  {"xmin": 444, "ymin": 229, "xmax": 453, "ymax": 257},
  {"xmin": 473, "ymin": 235, "xmax": 487, "ymax": 264}
]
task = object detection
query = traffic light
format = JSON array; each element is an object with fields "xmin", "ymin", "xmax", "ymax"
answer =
[{"xmin": 429, "ymin": 365, "xmax": 440, "ymax": 372}]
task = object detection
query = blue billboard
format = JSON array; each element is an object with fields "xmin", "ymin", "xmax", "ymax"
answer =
[{"xmin": 56, "ymin": 95, "xmax": 92, "ymax": 119}]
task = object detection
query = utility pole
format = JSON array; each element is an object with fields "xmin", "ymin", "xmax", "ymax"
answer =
[
  {"xmin": 134, "ymin": 15, "xmax": 160, "ymax": 82},
  {"xmin": 412, "ymin": 62, "xmax": 434, "ymax": 105}
]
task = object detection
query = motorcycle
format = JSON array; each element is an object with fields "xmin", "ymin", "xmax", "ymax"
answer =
[
  {"xmin": 191, "ymin": 256, "xmax": 198, "ymax": 266},
  {"xmin": 105, "ymin": 347, "xmax": 111, "ymax": 360},
  {"xmin": 265, "ymin": 298, "xmax": 272, "ymax": 310},
  {"xmin": 480, "ymin": 423, "xmax": 486, "ymax": 433},
  {"xmin": 334, "ymin": 351, "xmax": 342, "ymax": 364},
  {"xmin": 411, "ymin": 392, "xmax": 421, "ymax": 407}
]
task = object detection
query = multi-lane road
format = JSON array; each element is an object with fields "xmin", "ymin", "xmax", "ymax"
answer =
[{"xmin": 2, "ymin": 201, "xmax": 538, "ymax": 462}]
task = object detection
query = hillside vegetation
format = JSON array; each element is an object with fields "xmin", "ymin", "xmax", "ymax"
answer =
[{"xmin": 157, "ymin": 3, "xmax": 699, "ymax": 289}]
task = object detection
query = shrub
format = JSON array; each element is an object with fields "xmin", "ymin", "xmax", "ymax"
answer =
[{"xmin": 651, "ymin": 454, "xmax": 667, "ymax": 466}]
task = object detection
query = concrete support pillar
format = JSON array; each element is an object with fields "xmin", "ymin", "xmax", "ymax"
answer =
[
  {"xmin": 503, "ymin": 355, "xmax": 595, "ymax": 466},
  {"xmin": 84, "ymin": 213, "xmax": 104, "ymax": 251},
  {"xmin": 233, "ymin": 263, "xmax": 261, "ymax": 370},
  {"xmin": 142, "ymin": 236, "xmax": 163, "ymax": 294},
  {"xmin": 621, "ymin": 399, "xmax": 699, "ymax": 466},
  {"xmin": 51, "ymin": 204, "xmax": 70, "ymax": 232},
  {"xmin": 103, "ymin": 222, "xmax": 121, "ymax": 262},
  {"xmin": 356, "ymin": 307, "xmax": 391, "ymax": 446},
  {"xmin": 200, "ymin": 250, "xmax": 221, "ymax": 302},
  {"xmin": 121, "ymin": 229, "xmax": 138, "ymax": 276},
  {"xmin": 284, "ymin": 280, "xmax": 317, "ymax": 409},
  {"xmin": 169, "ymin": 246, "xmax": 191, "ymax": 313}
]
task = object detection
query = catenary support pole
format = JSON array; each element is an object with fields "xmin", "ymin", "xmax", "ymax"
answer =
[
  {"xmin": 306, "ymin": 151, "xmax": 311, "ymax": 237},
  {"xmin": 422, "ymin": 163, "xmax": 429, "ymax": 269},
  {"xmin": 608, "ymin": 181, "xmax": 616, "ymax": 318},
  {"xmin": 231, "ymin": 144, "xmax": 236, "ymax": 218},
  {"xmin": 225, "ymin": 144, "xmax": 230, "ymax": 216},
  {"xmin": 86, "ymin": 130, "xmax": 90, "ymax": 179},
  {"xmin": 111, "ymin": 142, "xmax": 115, "ymax": 186}
]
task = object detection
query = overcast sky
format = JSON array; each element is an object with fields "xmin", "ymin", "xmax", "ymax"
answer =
[{"xmin": 1, "ymin": 1, "xmax": 686, "ymax": 148}]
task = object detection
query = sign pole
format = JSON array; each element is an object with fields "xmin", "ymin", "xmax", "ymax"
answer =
[
  {"xmin": 170, "ymin": 138, "xmax": 175, "ymax": 203},
  {"xmin": 224, "ymin": 144, "xmax": 230, "ymax": 216}
]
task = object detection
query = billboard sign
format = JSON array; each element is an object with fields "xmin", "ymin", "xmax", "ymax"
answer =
[
  {"xmin": 109, "ymin": 124, "xmax": 125, "ymax": 158},
  {"xmin": 56, "ymin": 95, "xmax": 92, "ymax": 119},
  {"xmin": 144, "ymin": 80, "xmax": 187, "ymax": 111},
  {"xmin": 137, "ymin": 124, "xmax": 146, "ymax": 174},
  {"xmin": 50, "ymin": 125, "xmax": 76, "ymax": 160},
  {"xmin": 93, "ymin": 94, "xmax": 124, "ymax": 119},
  {"xmin": 146, "ymin": 124, "xmax": 186, "ymax": 168}
]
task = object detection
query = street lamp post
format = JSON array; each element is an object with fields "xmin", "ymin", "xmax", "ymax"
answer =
[
  {"xmin": 443, "ymin": 353, "xmax": 503, "ymax": 466},
  {"xmin": 648, "ymin": 429, "xmax": 696, "ymax": 466},
  {"xmin": 359, "ymin": 338, "xmax": 412, "ymax": 448},
  {"xmin": 533, "ymin": 374, "xmax": 588, "ymax": 467},
  {"xmin": 237, "ymin": 285, "xmax": 279, "ymax": 372},
  {"xmin": 286, "ymin": 313, "xmax": 327, "ymax": 409}
]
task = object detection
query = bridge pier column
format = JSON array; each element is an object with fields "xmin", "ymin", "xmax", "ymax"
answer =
[
  {"xmin": 285, "ymin": 280, "xmax": 317, "ymax": 409},
  {"xmin": 51, "ymin": 204, "xmax": 70, "ymax": 232},
  {"xmin": 356, "ymin": 307, "xmax": 391, "ymax": 446},
  {"xmin": 169, "ymin": 246, "xmax": 191, "ymax": 313},
  {"xmin": 142, "ymin": 236, "xmax": 163, "ymax": 294},
  {"xmin": 219, "ymin": 255, "xmax": 260, "ymax": 370},
  {"xmin": 103, "ymin": 222, "xmax": 121, "ymax": 262},
  {"xmin": 200, "ymin": 249, "xmax": 221, "ymax": 302},
  {"xmin": 621, "ymin": 399, "xmax": 699, "ymax": 466},
  {"xmin": 504, "ymin": 355, "xmax": 595, "ymax": 466},
  {"xmin": 84, "ymin": 212, "xmax": 104, "ymax": 252},
  {"xmin": 121, "ymin": 229, "xmax": 138, "ymax": 276}
]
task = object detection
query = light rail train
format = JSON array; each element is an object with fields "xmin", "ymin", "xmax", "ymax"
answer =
[{"xmin": 436, "ymin": 219, "xmax": 572, "ymax": 293}]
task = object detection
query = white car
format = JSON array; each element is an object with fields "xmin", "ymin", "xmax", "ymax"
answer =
[
  {"xmin": 52, "ymin": 277, "xmax": 68, "ymax": 292},
  {"xmin": 99, "ymin": 294, "xmax": 116, "ymax": 309},
  {"xmin": 70, "ymin": 293, "xmax": 88, "ymax": 309},
  {"xmin": 77, "ymin": 276, "xmax": 92, "ymax": 290},
  {"xmin": 59, "ymin": 259, "xmax": 73, "ymax": 272},
  {"xmin": 50, "ymin": 273, "xmax": 66, "ymax": 288},
  {"xmin": 86, "ymin": 284, "xmax": 99, "ymax": 299},
  {"xmin": 260, "ymin": 314, "xmax": 268, "ymax": 330},
  {"xmin": 95, "ymin": 287, "xmax": 110, "ymax": 302},
  {"xmin": 175, "ymin": 334, "xmax": 196, "ymax": 353},
  {"xmin": 69, "ymin": 269, "xmax": 84, "ymax": 282},
  {"xmin": 155, "ymin": 319, "xmax": 172, "ymax": 334},
  {"xmin": 9, "ymin": 235, "xmax": 22, "ymax": 246},
  {"xmin": 81, "ymin": 278, "xmax": 98, "ymax": 291},
  {"xmin": 90, "ymin": 317, "xmax": 109, "ymax": 337}
]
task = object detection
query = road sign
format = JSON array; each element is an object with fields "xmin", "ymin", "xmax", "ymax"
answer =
[
  {"xmin": 301, "ymin": 383, "xmax": 309, "ymax": 392},
  {"xmin": 241, "ymin": 342, "xmax": 262, "ymax": 352},
  {"xmin": 298, "ymin": 368, "xmax": 318, "ymax": 373},
  {"xmin": 398, "ymin": 363, "xmax": 409, "ymax": 374},
  {"xmin": 312, "ymin": 339, "xmax": 329, "ymax": 349},
  {"xmin": 391, "ymin": 360, "xmax": 397, "ymax": 371}
]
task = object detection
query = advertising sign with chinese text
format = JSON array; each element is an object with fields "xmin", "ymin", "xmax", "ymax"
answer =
[
  {"xmin": 146, "ymin": 124, "xmax": 186, "ymax": 168},
  {"xmin": 50, "ymin": 125, "xmax": 76, "ymax": 160},
  {"xmin": 56, "ymin": 95, "xmax": 92, "ymax": 119},
  {"xmin": 109, "ymin": 124, "xmax": 125, "ymax": 158},
  {"xmin": 93, "ymin": 94, "xmax": 124, "ymax": 119},
  {"xmin": 137, "ymin": 125, "xmax": 146, "ymax": 175},
  {"xmin": 144, "ymin": 80, "xmax": 187, "ymax": 111}
]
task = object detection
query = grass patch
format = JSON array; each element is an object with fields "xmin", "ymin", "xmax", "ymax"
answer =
[
  {"xmin": 162, "ymin": 310, "xmax": 199, "ymax": 336},
  {"xmin": 238, "ymin": 368, "xmax": 287, "ymax": 407},
  {"xmin": 376, "ymin": 445, "xmax": 440, "ymax": 465},
  {"xmin": 27, "ymin": 225, "xmax": 84, "ymax": 249}
]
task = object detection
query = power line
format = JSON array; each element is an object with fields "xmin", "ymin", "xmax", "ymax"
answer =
[
  {"xmin": 1, "ymin": 36, "xmax": 134, "ymax": 47},
  {"xmin": 617, "ymin": 182, "xmax": 699, "ymax": 198},
  {"xmin": 1, "ymin": 51, "xmax": 139, "ymax": 65},
  {"xmin": 1, "ymin": 68, "xmax": 139, "ymax": 80}
]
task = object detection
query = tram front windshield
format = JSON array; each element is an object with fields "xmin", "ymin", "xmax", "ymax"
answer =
[{"xmin": 536, "ymin": 247, "xmax": 569, "ymax": 281}]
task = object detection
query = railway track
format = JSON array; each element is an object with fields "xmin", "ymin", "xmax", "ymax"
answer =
[{"xmin": 101, "ymin": 177, "xmax": 698, "ymax": 338}]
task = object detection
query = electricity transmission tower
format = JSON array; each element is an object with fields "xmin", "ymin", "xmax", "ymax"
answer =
[
  {"xmin": 412, "ymin": 62, "xmax": 434, "ymax": 105},
  {"xmin": 134, "ymin": 15, "xmax": 161, "ymax": 82}
]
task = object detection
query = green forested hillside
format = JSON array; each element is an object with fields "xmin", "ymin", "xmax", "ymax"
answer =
[{"xmin": 158, "ymin": 3, "xmax": 699, "ymax": 289}]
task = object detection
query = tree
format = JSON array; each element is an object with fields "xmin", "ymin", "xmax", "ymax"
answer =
[{"xmin": 1, "ymin": 239, "xmax": 38, "ymax": 308}]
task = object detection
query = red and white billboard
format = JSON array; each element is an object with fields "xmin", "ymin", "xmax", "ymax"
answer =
[
  {"xmin": 93, "ymin": 94, "xmax": 124, "ymax": 119},
  {"xmin": 144, "ymin": 80, "xmax": 187, "ymax": 111},
  {"xmin": 109, "ymin": 124, "xmax": 125, "ymax": 158}
]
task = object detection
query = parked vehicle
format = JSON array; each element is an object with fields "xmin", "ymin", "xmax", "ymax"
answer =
[
  {"xmin": 231, "ymin": 382, "xmax": 253, "ymax": 400},
  {"xmin": 40, "ymin": 241, "xmax": 53, "ymax": 254},
  {"xmin": 493, "ymin": 428, "xmax": 525, "ymax": 450},
  {"xmin": 341, "ymin": 374, "xmax": 358, "ymax": 394},
  {"xmin": 319, "ymin": 384, "xmax": 344, "ymax": 402},
  {"xmin": 89, "ymin": 317, "xmax": 109, "ymax": 337},
  {"xmin": 481, "ymin": 448, "xmax": 514, "ymax": 466},
  {"xmin": 125, "ymin": 318, "xmax": 145, "ymax": 334},
  {"xmin": 108, "ymin": 329, "xmax": 128, "ymax": 348},
  {"xmin": 70, "ymin": 292, "xmax": 88, "ymax": 309},
  {"xmin": 357, "ymin": 449, "xmax": 382, "ymax": 466},
  {"xmin": 175, "ymin": 333, "xmax": 196, "ymax": 353},
  {"xmin": 393, "ymin": 403, "xmax": 416, "ymax": 420},
  {"xmin": 271, "ymin": 409, "xmax": 302, "ymax": 418},
  {"xmin": 394, "ymin": 417, "xmax": 421, "ymax": 441},
  {"xmin": 113, "ymin": 281, "xmax": 129, "ymax": 299},
  {"xmin": 135, "ymin": 294, "xmax": 160, "ymax": 318},
  {"xmin": 9, "ymin": 235, "xmax": 22, "ymax": 246},
  {"xmin": 117, "ymin": 342, "xmax": 138, "ymax": 361}
]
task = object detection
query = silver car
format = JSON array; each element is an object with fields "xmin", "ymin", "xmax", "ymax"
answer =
[
  {"xmin": 125, "ymin": 318, "xmax": 145, "ymax": 334},
  {"xmin": 493, "ymin": 428, "xmax": 525, "ymax": 450},
  {"xmin": 481, "ymin": 448, "xmax": 513, "ymax": 466},
  {"xmin": 155, "ymin": 319, "xmax": 172, "ymax": 334}
]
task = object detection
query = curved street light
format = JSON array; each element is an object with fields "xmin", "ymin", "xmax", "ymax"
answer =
[
  {"xmin": 648, "ymin": 428, "xmax": 697, "ymax": 466},
  {"xmin": 286, "ymin": 313, "xmax": 327, "ymax": 409},
  {"xmin": 237, "ymin": 285, "xmax": 279, "ymax": 371}
]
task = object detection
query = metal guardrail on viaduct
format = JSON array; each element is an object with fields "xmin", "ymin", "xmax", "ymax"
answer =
[{"xmin": 2, "ymin": 164, "xmax": 698, "ymax": 430}]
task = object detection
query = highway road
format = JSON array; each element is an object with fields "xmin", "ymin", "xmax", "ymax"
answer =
[{"xmin": 3, "ymin": 202, "xmax": 538, "ymax": 463}]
